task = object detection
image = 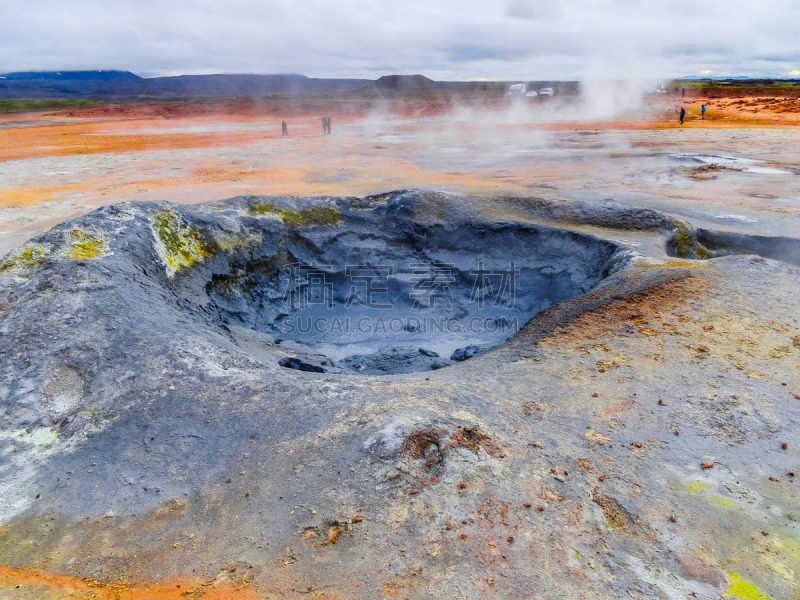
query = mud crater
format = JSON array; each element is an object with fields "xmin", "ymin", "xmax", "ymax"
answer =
[{"xmin": 202, "ymin": 198, "xmax": 621, "ymax": 374}]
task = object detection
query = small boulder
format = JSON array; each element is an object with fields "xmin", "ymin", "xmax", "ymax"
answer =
[{"xmin": 450, "ymin": 345, "xmax": 487, "ymax": 362}]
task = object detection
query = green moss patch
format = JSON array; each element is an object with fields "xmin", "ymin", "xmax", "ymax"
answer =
[
  {"xmin": 246, "ymin": 200, "xmax": 341, "ymax": 227},
  {"xmin": 726, "ymin": 572, "xmax": 771, "ymax": 600},
  {"xmin": 65, "ymin": 229, "xmax": 109, "ymax": 260},
  {"xmin": 712, "ymin": 497, "xmax": 735, "ymax": 507},
  {"xmin": 672, "ymin": 222, "xmax": 695, "ymax": 259},
  {"xmin": 152, "ymin": 209, "xmax": 214, "ymax": 276},
  {"xmin": 0, "ymin": 99, "xmax": 102, "ymax": 113},
  {"xmin": 0, "ymin": 246, "xmax": 47, "ymax": 276},
  {"xmin": 685, "ymin": 481, "xmax": 709, "ymax": 492}
]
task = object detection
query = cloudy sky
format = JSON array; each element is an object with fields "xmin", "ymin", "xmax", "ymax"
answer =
[{"xmin": 1, "ymin": 0, "xmax": 798, "ymax": 80}]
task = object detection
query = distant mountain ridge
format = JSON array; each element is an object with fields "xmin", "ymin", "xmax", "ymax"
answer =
[
  {"xmin": 0, "ymin": 71, "xmax": 571, "ymax": 102},
  {"xmin": 0, "ymin": 71, "xmax": 371, "ymax": 101},
  {"xmin": 370, "ymin": 74, "xmax": 440, "ymax": 91},
  {"xmin": 0, "ymin": 70, "xmax": 141, "ymax": 81},
  {"xmin": 678, "ymin": 75, "xmax": 752, "ymax": 80}
]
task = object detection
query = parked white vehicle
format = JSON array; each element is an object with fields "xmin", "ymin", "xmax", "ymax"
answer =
[
  {"xmin": 539, "ymin": 87, "xmax": 554, "ymax": 97},
  {"xmin": 506, "ymin": 83, "xmax": 527, "ymax": 98},
  {"xmin": 525, "ymin": 91, "xmax": 538, "ymax": 98}
]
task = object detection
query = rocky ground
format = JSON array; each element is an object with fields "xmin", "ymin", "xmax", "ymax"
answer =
[{"xmin": 0, "ymin": 188, "xmax": 799, "ymax": 600}]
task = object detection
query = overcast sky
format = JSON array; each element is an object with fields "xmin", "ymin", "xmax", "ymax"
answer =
[{"xmin": 1, "ymin": 0, "xmax": 798, "ymax": 80}]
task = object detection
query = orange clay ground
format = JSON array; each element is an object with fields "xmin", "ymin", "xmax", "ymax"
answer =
[{"xmin": 0, "ymin": 565, "xmax": 268, "ymax": 599}]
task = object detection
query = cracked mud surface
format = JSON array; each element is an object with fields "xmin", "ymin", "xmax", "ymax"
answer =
[{"xmin": 1, "ymin": 188, "xmax": 799, "ymax": 599}]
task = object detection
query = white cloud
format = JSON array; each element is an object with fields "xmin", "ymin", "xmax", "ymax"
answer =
[{"xmin": 0, "ymin": 0, "xmax": 797, "ymax": 79}]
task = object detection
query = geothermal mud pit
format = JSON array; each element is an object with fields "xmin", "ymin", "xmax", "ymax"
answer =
[{"xmin": 202, "ymin": 200, "xmax": 618, "ymax": 374}]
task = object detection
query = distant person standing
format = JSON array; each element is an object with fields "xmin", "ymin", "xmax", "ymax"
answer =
[
  {"xmin": 281, "ymin": 121, "xmax": 288, "ymax": 136},
  {"xmin": 701, "ymin": 104, "xmax": 706, "ymax": 120},
  {"xmin": 322, "ymin": 117, "xmax": 327, "ymax": 135},
  {"xmin": 325, "ymin": 117, "xmax": 332, "ymax": 135},
  {"xmin": 681, "ymin": 87, "xmax": 686, "ymax": 98},
  {"xmin": 679, "ymin": 107, "xmax": 686, "ymax": 125}
]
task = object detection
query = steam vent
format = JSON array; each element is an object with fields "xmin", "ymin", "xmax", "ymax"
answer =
[{"xmin": 1, "ymin": 189, "xmax": 800, "ymax": 599}]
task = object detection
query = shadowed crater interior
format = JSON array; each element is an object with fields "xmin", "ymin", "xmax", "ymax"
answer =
[{"xmin": 198, "ymin": 193, "xmax": 623, "ymax": 374}]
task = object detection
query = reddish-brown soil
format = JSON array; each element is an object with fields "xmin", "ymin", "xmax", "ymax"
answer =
[{"xmin": 0, "ymin": 565, "xmax": 266, "ymax": 599}]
